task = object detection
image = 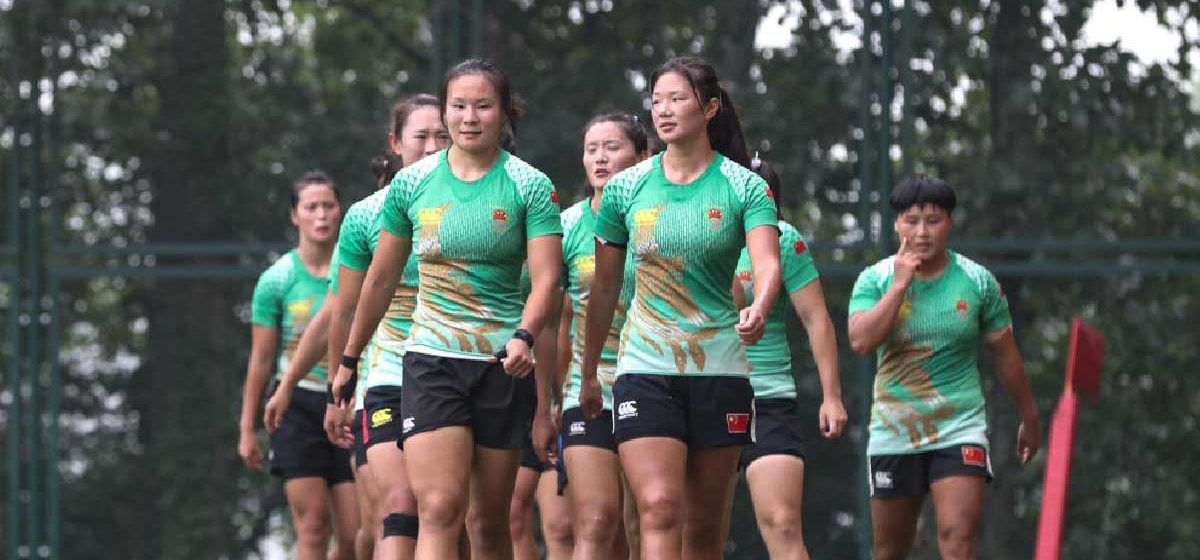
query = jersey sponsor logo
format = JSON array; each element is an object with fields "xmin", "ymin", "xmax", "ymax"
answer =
[
  {"xmin": 961, "ymin": 445, "xmax": 987, "ymax": 467},
  {"xmin": 576, "ymin": 255, "xmax": 596, "ymax": 275},
  {"xmin": 633, "ymin": 208, "xmax": 659, "ymax": 226},
  {"xmin": 416, "ymin": 204, "xmax": 450, "ymax": 254},
  {"xmin": 569, "ymin": 421, "xmax": 586, "ymax": 436},
  {"xmin": 794, "ymin": 240, "xmax": 807, "ymax": 255},
  {"xmin": 370, "ymin": 407, "xmax": 393, "ymax": 428},
  {"xmin": 402, "ymin": 417, "xmax": 416, "ymax": 433},
  {"xmin": 707, "ymin": 207, "xmax": 724, "ymax": 230},
  {"xmin": 492, "ymin": 208, "xmax": 509, "ymax": 233},
  {"xmin": 736, "ymin": 270, "xmax": 752, "ymax": 282},
  {"xmin": 956, "ymin": 298, "xmax": 969, "ymax": 320},
  {"xmin": 765, "ymin": 185, "xmax": 775, "ymax": 200},
  {"xmin": 617, "ymin": 400, "xmax": 638, "ymax": 420},
  {"xmin": 550, "ymin": 190, "xmax": 559, "ymax": 204},
  {"xmin": 873, "ymin": 470, "xmax": 894, "ymax": 489},
  {"xmin": 287, "ymin": 298, "xmax": 313, "ymax": 319},
  {"xmin": 418, "ymin": 206, "xmax": 449, "ymax": 225},
  {"xmin": 726, "ymin": 413, "xmax": 750, "ymax": 434}
]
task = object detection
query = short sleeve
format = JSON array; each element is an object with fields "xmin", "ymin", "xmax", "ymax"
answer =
[
  {"xmin": 380, "ymin": 172, "xmax": 413, "ymax": 238},
  {"xmin": 250, "ymin": 267, "xmax": 283, "ymax": 328},
  {"xmin": 741, "ymin": 174, "xmax": 778, "ymax": 233},
  {"xmin": 594, "ymin": 175, "xmax": 630, "ymax": 246},
  {"xmin": 781, "ymin": 229, "xmax": 819, "ymax": 294},
  {"xmin": 981, "ymin": 271, "xmax": 1012, "ymax": 334},
  {"xmin": 848, "ymin": 266, "xmax": 884, "ymax": 315},
  {"xmin": 522, "ymin": 175, "xmax": 563, "ymax": 239},
  {"xmin": 338, "ymin": 209, "xmax": 373, "ymax": 272}
]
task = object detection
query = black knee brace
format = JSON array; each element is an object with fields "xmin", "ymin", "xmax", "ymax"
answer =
[{"xmin": 382, "ymin": 513, "xmax": 419, "ymax": 538}]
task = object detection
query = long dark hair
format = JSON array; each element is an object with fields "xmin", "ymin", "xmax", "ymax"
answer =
[
  {"xmin": 751, "ymin": 154, "xmax": 783, "ymax": 219},
  {"xmin": 649, "ymin": 57, "xmax": 751, "ymax": 168},
  {"xmin": 439, "ymin": 59, "xmax": 526, "ymax": 143},
  {"xmin": 581, "ymin": 111, "xmax": 649, "ymax": 198}
]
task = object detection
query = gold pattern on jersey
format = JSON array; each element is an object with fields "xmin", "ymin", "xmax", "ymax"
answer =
[
  {"xmin": 873, "ymin": 343, "xmax": 956, "ymax": 447},
  {"xmin": 626, "ymin": 204, "xmax": 719, "ymax": 373},
  {"xmin": 412, "ymin": 204, "xmax": 503, "ymax": 354}
]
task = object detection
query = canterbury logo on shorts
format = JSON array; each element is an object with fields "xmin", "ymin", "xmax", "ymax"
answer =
[
  {"xmin": 617, "ymin": 401, "xmax": 638, "ymax": 420},
  {"xmin": 569, "ymin": 421, "xmax": 586, "ymax": 436},
  {"xmin": 873, "ymin": 470, "xmax": 893, "ymax": 490},
  {"xmin": 726, "ymin": 413, "xmax": 750, "ymax": 434},
  {"xmin": 402, "ymin": 417, "xmax": 415, "ymax": 433},
  {"xmin": 370, "ymin": 408, "xmax": 393, "ymax": 428}
]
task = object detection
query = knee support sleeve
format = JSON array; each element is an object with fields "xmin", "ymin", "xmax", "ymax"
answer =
[{"xmin": 382, "ymin": 513, "xmax": 419, "ymax": 538}]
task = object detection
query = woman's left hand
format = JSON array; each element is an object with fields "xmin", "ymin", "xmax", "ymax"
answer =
[
  {"xmin": 492, "ymin": 338, "xmax": 534, "ymax": 377},
  {"xmin": 819, "ymin": 398, "xmax": 848, "ymax": 439},
  {"xmin": 736, "ymin": 305, "xmax": 766, "ymax": 344}
]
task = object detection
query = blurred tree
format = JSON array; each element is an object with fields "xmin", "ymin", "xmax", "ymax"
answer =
[{"xmin": 1, "ymin": 0, "xmax": 1195, "ymax": 558}]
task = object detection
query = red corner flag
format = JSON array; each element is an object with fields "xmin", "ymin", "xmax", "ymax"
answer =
[{"xmin": 1035, "ymin": 318, "xmax": 1105, "ymax": 560}]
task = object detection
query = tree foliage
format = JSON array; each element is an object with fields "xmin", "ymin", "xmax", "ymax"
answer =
[{"xmin": 0, "ymin": 0, "xmax": 1196, "ymax": 558}]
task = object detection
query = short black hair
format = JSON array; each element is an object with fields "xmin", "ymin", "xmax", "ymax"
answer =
[{"xmin": 889, "ymin": 175, "xmax": 956, "ymax": 213}]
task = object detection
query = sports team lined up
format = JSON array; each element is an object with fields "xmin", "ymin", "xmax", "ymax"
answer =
[{"xmin": 239, "ymin": 55, "xmax": 1039, "ymax": 560}]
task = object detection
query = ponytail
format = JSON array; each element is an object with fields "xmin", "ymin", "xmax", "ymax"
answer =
[{"xmin": 709, "ymin": 88, "xmax": 751, "ymax": 168}]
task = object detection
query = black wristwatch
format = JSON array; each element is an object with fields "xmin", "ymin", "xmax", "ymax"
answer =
[
  {"xmin": 341, "ymin": 354, "xmax": 360, "ymax": 370},
  {"xmin": 513, "ymin": 328, "xmax": 535, "ymax": 349}
]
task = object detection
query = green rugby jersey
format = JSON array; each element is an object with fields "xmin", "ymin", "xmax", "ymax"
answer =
[
  {"xmin": 380, "ymin": 149, "xmax": 562, "ymax": 360},
  {"xmin": 337, "ymin": 187, "xmax": 420, "ymax": 390},
  {"xmin": 560, "ymin": 200, "xmax": 636, "ymax": 411},
  {"xmin": 594, "ymin": 153, "xmax": 778, "ymax": 377},
  {"xmin": 849, "ymin": 251, "xmax": 1011, "ymax": 455},
  {"xmin": 251, "ymin": 250, "xmax": 330, "ymax": 390},
  {"xmin": 734, "ymin": 220, "xmax": 819, "ymax": 400}
]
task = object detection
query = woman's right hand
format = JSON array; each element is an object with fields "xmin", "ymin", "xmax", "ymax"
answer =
[
  {"xmin": 331, "ymin": 364, "xmax": 356, "ymax": 409},
  {"xmin": 893, "ymin": 236, "xmax": 922, "ymax": 290},
  {"xmin": 580, "ymin": 374, "xmax": 603, "ymax": 420},
  {"xmin": 323, "ymin": 404, "xmax": 353, "ymax": 448},
  {"xmin": 263, "ymin": 386, "xmax": 292, "ymax": 433},
  {"xmin": 237, "ymin": 431, "xmax": 264, "ymax": 470}
]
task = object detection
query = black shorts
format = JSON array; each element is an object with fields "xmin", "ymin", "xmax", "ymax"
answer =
[
  {"xmin": 364, "ymin": 385, "xmax": 405, "ymax": 450},
  {"xmin": 400, "ymin": 351, "xmax": 536, "ymax": 450},
  {"xmin": 868, "ymin": 444, "xmax": 994, "ymax": 498},
  {"xmin": 612, "ymin": 374, "xmax": 754, "ymax": 448},
  {"xmin": 268, "ymin": 384, "xmax": 354, "ymax": 484},
  {"xmin": 520, "ymin": 435, "xmax": 553, "ymax": 472},
  {"xmin": 353, "ymin": 408, "xmax": 368, "ymax": 467},
  {"xmin": 739, "ymin": 398, "xmax": 805, "ymax": 469},
  {"xmin": 561, "ymin": 406, "xmax": 616, "ymax": 452}
]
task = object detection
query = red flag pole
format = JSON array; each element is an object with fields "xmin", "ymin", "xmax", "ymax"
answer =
[
  {"xmin": 1034, "ymin": 386, "xmax": 1078, "ymax": 560},
  {"xmin": 1034, "ymin": 319, "xmax": 1105, "ymax": 560}
]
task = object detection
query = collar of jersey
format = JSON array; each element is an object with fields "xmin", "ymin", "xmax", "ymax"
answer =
[
  {"xmin": 443, "ymin": 148, "xmax": 509, "ymax": 203},
  {"xmin": 655, "ymin": 152, "xmax": 723, "ymax": 202}
]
